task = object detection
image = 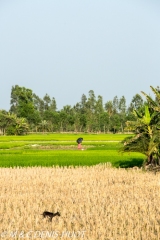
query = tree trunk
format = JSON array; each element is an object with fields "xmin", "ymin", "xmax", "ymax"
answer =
[
  {"xmin": 121, "ymin": 123, "xmax": 123, "ymax": 133},
  {"xmin": 147, "ymin": 154, "xmax": 153, "ymax": 164}
]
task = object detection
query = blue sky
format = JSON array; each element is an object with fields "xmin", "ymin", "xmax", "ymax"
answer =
[{"xmin": 0, "ymin": 0, "xmax": 160, "ymax": 110}]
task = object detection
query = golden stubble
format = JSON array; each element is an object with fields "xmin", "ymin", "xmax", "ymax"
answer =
[{"xmin": 0, "ymin": 165, "xmax": 160, "ymax": 240}]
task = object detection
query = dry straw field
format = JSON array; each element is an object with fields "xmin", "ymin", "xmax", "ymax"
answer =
[{"xmin": 1, "ymin": 165, "xmax": 160, "ymax": 240}]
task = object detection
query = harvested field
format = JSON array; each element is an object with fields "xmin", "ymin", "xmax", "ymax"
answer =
[{"xmin": 0, "ymin": 165, "xmax": 160, "ymax": 239}]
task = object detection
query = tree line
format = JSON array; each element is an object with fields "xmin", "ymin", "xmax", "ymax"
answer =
[{"xmin": 0, "ymin": 84, "xmax": 151, "ymax": 135}]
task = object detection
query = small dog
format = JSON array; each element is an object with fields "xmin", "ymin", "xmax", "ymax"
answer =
[{"xmin": 41, "ymin": 211, "xmax": 60, "ymax": 222}]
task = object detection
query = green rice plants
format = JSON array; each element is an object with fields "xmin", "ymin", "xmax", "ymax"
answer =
[
  {"xmin": 0, "ymin": 147, "xmax": 144, "ymax": 168},
  {"xmin": 0, "ymin": 133, "xmax": 143, "ymax": 168},
  {"xmin": 0, "ymin": 133, "xmax": 133, "ymax": 142}
]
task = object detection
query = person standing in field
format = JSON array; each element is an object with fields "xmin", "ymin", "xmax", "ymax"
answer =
[{"xmin": 77, "ymin": 138, "xmax": 83, "ymax": 150}]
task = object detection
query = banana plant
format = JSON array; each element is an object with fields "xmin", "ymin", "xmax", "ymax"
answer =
[
  {"xmin": 15, "ymin": 117, "xmax": 29, "ymax": 135},
  {"xmin": 121, "ymin": 86, "xmax": 160, "ymax": 166}
]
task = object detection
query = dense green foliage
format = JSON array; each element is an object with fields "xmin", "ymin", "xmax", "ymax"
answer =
[{"xmin": 0, "ymin": 85, "xmax": 145, "ymax": 135}]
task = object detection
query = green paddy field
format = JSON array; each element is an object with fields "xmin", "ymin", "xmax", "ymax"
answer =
[{"xmin": 0, "ymin": 133, "xmax": 145, "ymax": 168}]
